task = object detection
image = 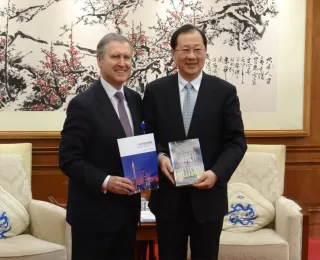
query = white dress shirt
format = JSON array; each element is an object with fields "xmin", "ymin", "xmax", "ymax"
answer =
[
  {"xmin": 100, "ymin": 77, "xmax": 134, "ymax": 192},
  {"xmin": 178, "ymin": 71, "xmax": 202, "ymax": 109}
]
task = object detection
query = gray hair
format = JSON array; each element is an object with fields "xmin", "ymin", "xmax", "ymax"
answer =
[{"xmin": 96, "ymin": 33, "xmax": 131, "ymax": 58}]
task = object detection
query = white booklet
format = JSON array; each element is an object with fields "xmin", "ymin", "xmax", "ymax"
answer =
[
  {"xmin": 140, "ymin": 210, "xmax": 156, "ymax": 222},
  {"xmin": 117, "ymin": 133, "xmax": 159, "ymax": 195}
]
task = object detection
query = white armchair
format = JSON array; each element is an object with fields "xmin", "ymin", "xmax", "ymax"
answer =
[
  {"xmin": 0, "ymin": 143, "xmax": 71, "ymax": 260},
  {"xmin": 187, "ymin": 144, "xmax": 305, "ymax": 260}
]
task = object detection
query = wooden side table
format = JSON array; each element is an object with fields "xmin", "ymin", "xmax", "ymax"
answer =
[{"xmin": 135, "ymin": 222, "xmax": 157, "ymax": 260}]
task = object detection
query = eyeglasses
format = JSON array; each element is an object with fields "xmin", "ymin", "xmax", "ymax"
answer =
[{"xmin": 175, "ymin": 48, "xmax": 205, "ymax": 56}]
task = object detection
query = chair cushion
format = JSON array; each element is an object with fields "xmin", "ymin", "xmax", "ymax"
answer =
[
  {"xmin": 219, "ymin": 229, "xmax": 289, "ymax": 260},
  {"xmin": 0, "ymin": 234, "xmax": 66, "ymax": 260},
  {"xmin": 0, "ymin": 154, "xmax": 32, "ymax": 208},
  {"xmin": 228, "ymin": 152, "xmax": 281, "ymax": 204},
  {"xmin": 0, "ymin": 186, "xmax": 29, "ymax": 238},
  {"xmin": 223, "ymin": 183, "xmax": 275, "ymax": 232}
]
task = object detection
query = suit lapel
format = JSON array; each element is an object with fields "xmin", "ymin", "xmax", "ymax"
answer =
[
  {"xmin": 167, "ymin": 74, "xmax": 186, "ymax": 139},
  {"xmin": 124, "ymin": 87, "xmax": 141, "ymax": 135},
  {"xmin": 94, "ymin": 80, "xmax": 126, "ymax": 138}
]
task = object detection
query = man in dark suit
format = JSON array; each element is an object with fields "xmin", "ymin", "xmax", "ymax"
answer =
[
  {"xmin": 143, "ymin": 24, "xmax": 247, "ymax": 260},
  {"xmin": 59, "ymin": 33, "xmax": 143, "ymax": 260}
]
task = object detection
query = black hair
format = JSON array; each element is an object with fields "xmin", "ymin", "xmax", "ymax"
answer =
[{"xmin": 170, "ymin": 24, "xmax": 207, "ymax": 50}]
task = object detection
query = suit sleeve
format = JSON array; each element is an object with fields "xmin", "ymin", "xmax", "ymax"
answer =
[
  {"xmin": 59, "ymin": 98, "xmax": 107, "ymax": 195},
  {"xmin": 143, "ymin": 85, "xmax": 169, "ymax": 155},
  {"xmin": 211, "ymin": 86, "xmax": 247, "ymax": 185}
]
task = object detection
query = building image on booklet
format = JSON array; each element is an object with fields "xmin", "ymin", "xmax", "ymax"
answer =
[{"xmin": 117, "ymin": 133, "xmax": 159, "ymax": 195}]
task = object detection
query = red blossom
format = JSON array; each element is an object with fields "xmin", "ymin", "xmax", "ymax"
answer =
[
  {"xmin": 32, "ymin": 104, "xmax": 43, "ymax": 111},
  {"xmin": 49, "ymin": 93, "xmax": 57, "ymax": 105},
  {"xmin": 32, "ymin": 39, "xmax": 86, "ymax": 110},
  {"xmin": 140, "ymin": 34, "xmax": 146, "ymax": 43},
  {"xmin": 40, "ymin": 86, "xmax": 49, "ymax": 95}
]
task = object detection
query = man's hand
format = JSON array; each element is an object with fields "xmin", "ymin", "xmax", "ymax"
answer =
[
  {"xmin": 159, "ymin": 155, "xmax": 175, "ymax": 184},
  {"xmin": 193, "ymin": 170, "xmax": 218, "ymax": 189},
  {"xmin": 106, "ymin": 176, "xmax": 135, "ymax": 195}
]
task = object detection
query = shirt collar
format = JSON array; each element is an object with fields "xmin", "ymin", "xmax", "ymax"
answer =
[
  {"xmin": 100, "ymin": 77, "xmax": 124, "ymax": 99},
  {"xmin": 178, "ymin": 71, "xmax": 203, "ymax": 92}
]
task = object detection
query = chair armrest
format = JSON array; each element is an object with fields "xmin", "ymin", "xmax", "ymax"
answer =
[
  {"xmin": 275, "ymin": 196, "xmax": 303, "ymax": 260},
  {"xmin": 302, "ymin": 214, "xmax": 309, "ymax": 260},
  {"xmin": 28, "ymin": 199, "xmax": 70, "ymax": 248}
]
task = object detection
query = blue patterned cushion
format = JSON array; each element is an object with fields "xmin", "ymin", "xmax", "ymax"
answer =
[
  {"xmin": 223, "ymin": 183, "xmax": 275, "ymax": 232},
  {"xmin": 0, "ymin": 186, "xmax": 29, "ymax": 239}
]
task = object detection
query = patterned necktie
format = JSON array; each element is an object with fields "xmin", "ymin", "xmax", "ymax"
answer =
[
  {"xmin": 114, "ymin": 92, "xmax": 133, "ymax": 137},
  {"xmin": 182, "ymin": 83, "xmax": 196, "ymax": 136}
]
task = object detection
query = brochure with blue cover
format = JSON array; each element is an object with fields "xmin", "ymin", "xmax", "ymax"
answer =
[{"xmin": 117, "ymin": 133, "xmax": 159, "ymax": 195}]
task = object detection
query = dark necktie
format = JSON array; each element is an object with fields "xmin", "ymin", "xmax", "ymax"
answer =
[{"xmin": 114, "ymin": 92, "xmax": 133, "ymax": 137}]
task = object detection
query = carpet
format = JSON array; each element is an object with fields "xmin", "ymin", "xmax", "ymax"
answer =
[
  {"xmin": 309, "ymin": 237, "xmax": 320, "ymax": 260},
  {"xmin": 147, "ymin": 238, "xmax": 320, "ymax": 260}
]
